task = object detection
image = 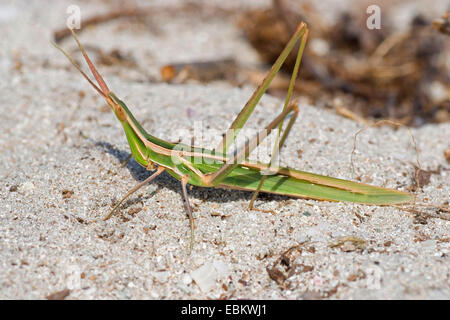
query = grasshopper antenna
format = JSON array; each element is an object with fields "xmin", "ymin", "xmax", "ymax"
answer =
[
  {"xmin": 52, "ymin": 38, "xmax": 107, "ymax": 99},
  {"xmin": 68, "ymin": 28, "xmax": 110, "ymax": 96},
  {"xmin": 52, "ymin": 28, "xmax": 111, "ymax": 99}
]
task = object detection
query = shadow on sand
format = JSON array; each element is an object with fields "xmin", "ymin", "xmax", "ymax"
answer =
[{"xmin": 94, "ymin": 140, "xmax": 289, "ymax": 207}]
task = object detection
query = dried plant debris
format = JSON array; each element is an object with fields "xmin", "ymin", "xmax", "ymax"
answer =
[
  {"xmin": 329, "ymin": 236, "xmax": 367, "ymax": 252},
  {"xmin": 414, "ymin": 167, "xmax": 432, "ymax": 189},
  {"xmin": 53, "ymin": 3, "xmax": 236, "ymax": 43},
  {"xmin": 53, "ymin": 7, "xmax": 150, "ymax": 43},
  {"xmin": 61, "ymin": 189, "xmax": 74, "ymax": 199},
  {"xmin": 267, "ymin": 243, "xmax": 315, "ymax": 288},
  {"xmin": 239, "ymin": 0, "xmax": 450, "ymax": 126},
  {"xmin": 433, "ymin": 11, "xmax": 450, "ymax": 35},
  {"xmin": 445, "ymin": 148, "xmax": 450, "ymax": 163},
  {"xmin": 410, "ymin": 166, "xmax": 442, "ymax": 191},
  {"xmin": 46, "ymin": 288, "xmax": 71, "ymax": 300},
  {"xmin": 128, "ymin": 207, "xmax": 143, "ymax": 217},
  {"xmin": 160, "ymin": 59, "xmax": 238, "ymax": 83},
  {"xmin": 96, "ymin": 48, "xmax": 136, "ymax": 68},
  {"xmin": 68, "ymin": 45, "xmax": 137, "ymax": 69}
]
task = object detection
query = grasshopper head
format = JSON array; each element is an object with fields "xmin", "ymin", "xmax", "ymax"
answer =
[{"xmin": 106, "ymin": 94, "xmax": 127, "ymax": 122}]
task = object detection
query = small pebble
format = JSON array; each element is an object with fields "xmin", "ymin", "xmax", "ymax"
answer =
[
  {"xmin": 19, "ymin": 181, "xmax": 35, "ymax": 194},
  {"xmin": 190, "ymin": 263, "xmax": 217, "ymax": 292},
  {"xmin": 152, "ymin": 271, "xmax": 169, "ymax": 283},
  {"xmin": 212, "ymin": 260, "xmax": 229, "ymax": 276}
]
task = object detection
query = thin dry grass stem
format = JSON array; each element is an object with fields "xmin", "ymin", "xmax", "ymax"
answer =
[
  {"xmin": 333, "ymin": 99, "xmax": 370, "ymax": 126},
  {"xmin": 53, "ymin": 3, "xmax": 237, "ymax": 43},
  {"xmin": 393, "ymin": 203, "xmax": 450, "ymax": 222},
  {"xmin": 350, "ymin": 120, "xmax": 421, "ymax": 178},
  {"xmin": 348, "ymin": 120, "xmax": 449, "ymax": 218},
  {"xmin": 370, "ymin": 31, "xmax": 411, "ymax": 62},
  {"xmin": 367, "ymin": 31, "xmax": 417, "ymax": 81},
  {"xmin": 433, "ymin": 11, "xmax": 450, "ymax": 35},
  {"xmin": 54, "ymin": 7, "xmax": 147, "ymax": 42},
  {"xmin": 394, "ymin": 203, "xmax": 450, "ymax": 212},
  {"xmin": 350, "ymin": 120, "xmax": 450, "ymax": 220}
]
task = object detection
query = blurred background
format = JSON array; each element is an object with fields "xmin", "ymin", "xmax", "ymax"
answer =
[{"xmin": 4, "ymin": 0, "xmax": 449, "ymax": 126}]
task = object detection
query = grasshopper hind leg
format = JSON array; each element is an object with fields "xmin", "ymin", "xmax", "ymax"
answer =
[{"xmin": 249, "ymin": 28, "xmax": 309, "ymax": 211}]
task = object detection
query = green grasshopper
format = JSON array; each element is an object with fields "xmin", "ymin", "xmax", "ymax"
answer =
[{"xmin": 53, "ymin": 23, "xmax": 412, "ymax": 250}]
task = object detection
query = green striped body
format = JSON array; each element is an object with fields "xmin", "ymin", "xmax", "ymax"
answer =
[{"xmin": 113, "ymin": 94, "xmax": 412, "ymax": 206}]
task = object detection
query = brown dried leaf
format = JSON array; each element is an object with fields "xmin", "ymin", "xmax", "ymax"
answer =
[
  {"xmin": 444, "ymin": 148, "xmax": 450, "ymax": 163},
  {"xmin": 62, "ymin": 190, "xmax": 74, "ymax": 199},
  {"xmin": 46, "ymin": 288, "xmax": 70, "ymax": 300},
  {"xmin": 415, "ymin": 167, "xmax": 432, "ymax": 188},
  {"xmin": 128, "ymin": 207, "xmax": 142, "ymax": 216},
  {"xmin": 266, "ymin": 267, "xmax": 286, "ymax": 286}
]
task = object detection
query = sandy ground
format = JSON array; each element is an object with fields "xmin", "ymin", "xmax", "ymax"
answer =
[{"xmin": 0, "ymin": 0, "xmax": 449, "ymax": 299}]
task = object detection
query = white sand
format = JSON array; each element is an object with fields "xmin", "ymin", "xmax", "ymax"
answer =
[{"xmin": 0, "ymin": 0, "xmax": 448, "ymax": 299}]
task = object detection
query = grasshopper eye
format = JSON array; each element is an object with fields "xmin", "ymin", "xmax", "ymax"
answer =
[{"xmin": 113, "ymin": 104, "xmax": 127, "ymax": 121}]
